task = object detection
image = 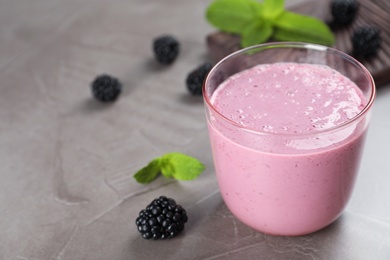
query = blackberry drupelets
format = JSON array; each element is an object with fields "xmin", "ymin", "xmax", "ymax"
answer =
[
  {"xmin": 352, "ymin": 26, "xmax": 381, "ymax": 59},
  {"xmin": 153, "ymin": 35, "xmax": 180, "ymax": 64},
  {"xmin": 136, "ymin": 196, "xmax": 188, "ymax": 240},
  {"xmin": 91, "ymin": 74, "xmax": 122, "ymax": 102},
  {"xmin": 330, "ymin": 0, "xmax": 359, "ymax": 26},
  {"xmin": 186, "ymin": 62, "xmax": 213, "ymax": 96}
]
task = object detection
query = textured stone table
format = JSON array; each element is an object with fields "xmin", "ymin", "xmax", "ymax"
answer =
[{"xmin": 1, "ymin": 0, "xmax": 389, "ymax": 259}]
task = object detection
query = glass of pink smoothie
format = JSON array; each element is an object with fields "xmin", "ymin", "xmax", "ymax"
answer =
[{"xmin": 203, "ymin": 42, "xmax": 375, "ymax": 236}]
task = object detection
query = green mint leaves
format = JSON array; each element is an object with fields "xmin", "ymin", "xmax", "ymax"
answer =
[
  {"xmin": 206, "ymin": 0, "xmax": 335, "ymax": 48},
  {"xmin": 133, "ymin": 152, "xmax": 205, "ymax": 184}
]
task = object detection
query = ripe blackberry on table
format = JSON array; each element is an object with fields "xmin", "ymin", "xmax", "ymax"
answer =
[
  {"xmin": 352, "ymin": 26, "xmax": 381, "ymax": 59},
  {"xmin": 186, "ymin": 62, "xmax": 213, "ymax": 96},
  {"xmin": 330, "ymin": 0, "xmax": 359, "ymax": 25},
  {"xmin": 136, "ymin": 196, "xmax": 188, "ymax": 240},
  {"xmin": 153, "ymin": 35, "xmax": 180, "ymax": 64},
  {"xmin": 91, "ymin": 74, "xmax": 122, "ymax": 102}
]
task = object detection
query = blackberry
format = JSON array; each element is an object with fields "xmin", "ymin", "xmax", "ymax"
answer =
[
  {"xmin": 352, "ymin": 26, "xmax": 381, "ymax": 59},
  {"xmin": 153, "ymin": 35, "xmax": 180, "ymax": 64},
  {"xmin": 186, "ymin": 62, "xmax": 213, "ymax": 96},
  {"xmin": 91, "ymin": 74, "xmax": 122, "ymax": 102},
  {"xmin": 136, "ymin": 196, "xmax": 188, "ymax": 240},
  {"xmin": 330, "ymin": 0, "xmax": 359, "ymax": 25}
]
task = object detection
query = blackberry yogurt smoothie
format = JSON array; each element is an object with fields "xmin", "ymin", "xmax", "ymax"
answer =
[{"xmin": 203, "ymin": 43, "xmax": 375, "ymax": 236}]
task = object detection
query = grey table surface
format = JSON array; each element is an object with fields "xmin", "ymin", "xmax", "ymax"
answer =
[{"xmin": 1, "ymin": 0, "xmax": 389, "ymax": 259}]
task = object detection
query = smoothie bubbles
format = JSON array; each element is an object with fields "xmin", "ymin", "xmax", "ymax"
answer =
[{"xmin": 203, "ymin": 43, "xmax": 375, "ymax": 236}]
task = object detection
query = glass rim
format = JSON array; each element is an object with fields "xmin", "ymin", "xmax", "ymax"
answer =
[{"xmin": 202, "ymin": 42, "xmax": 376, "ymax": 137}]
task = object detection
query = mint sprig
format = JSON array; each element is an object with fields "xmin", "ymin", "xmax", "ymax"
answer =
[
  {"xmin": 133, "ymin": 152, "xmax": 205, "ymax": 184},
  {"xmin": 206, "ymin": 0, "xmax": 335, "ymax": 48}
]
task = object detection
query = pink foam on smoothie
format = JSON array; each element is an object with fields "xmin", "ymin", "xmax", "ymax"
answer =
[{"xmin": 211, "ymin": 63, "xmax": 366, "ymax": 134}]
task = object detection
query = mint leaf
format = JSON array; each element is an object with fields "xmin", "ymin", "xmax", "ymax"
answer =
[
  {"xmin": 261, "ymin": 0, "xmax": 284, "ymax": 20},
  {"xmin": 161, "ymin": 153, "xmax": 205, "ymax": 181},
  {"xmin": 206, "ymin": 0, "xmax": 262, "ymax": 34},
  {"xmin": 133, "ymin": 158, "xmax": 161, "ymax": 184},
  {"xmin": 133, "ymin": 152, "xmax": 205, "ymax": 184},
  {"xmin": 273, "ymin": 11, "xmax": 335, "ymax": 46},
  {"xmin": 241, "ymin": 21, "xmax": 273, "ymax": 48},
  {"xmin": 205, "ymin": 0, "xmax": 335, "ymax": 47}
]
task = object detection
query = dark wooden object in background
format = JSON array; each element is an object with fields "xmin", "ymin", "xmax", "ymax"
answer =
[{"xmin": 207, "ymin": 0, "xmax": 390, "ymax": 87}]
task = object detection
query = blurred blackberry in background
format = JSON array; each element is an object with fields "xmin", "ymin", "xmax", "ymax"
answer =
[
  {"xmin": 331, "ymin": 0, "xmax": 359, "ymax": 25},
  {"xmin": 91, "ymin": 74, "xmax": 122, "ymax": 102},
  {"xmin": 352, "ymin": 26, "xmax": 381, "ymax": 59},
  {"xmin": 136, "ymin": 196, "xmax": 188, "ymax": 240},
  {"xmin": 186, "ymin": 62, "xmax": 213, "ymax": 96},
  {"xmin": 153, "ymin": 35, "xmax": 180, "ymax": 64}
]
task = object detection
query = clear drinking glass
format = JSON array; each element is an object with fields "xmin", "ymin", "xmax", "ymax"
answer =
[{"xmin": 203, "ymin": 42, "xmax": 376, "ymax": 236}]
